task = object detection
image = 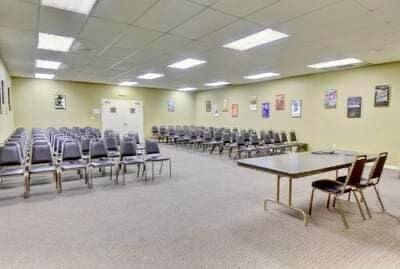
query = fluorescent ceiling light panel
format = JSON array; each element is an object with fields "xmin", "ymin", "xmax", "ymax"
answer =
[
  {"xmin": 204, "ymin": 81, "xmax": 230, "ymax": 87},
  {"xmin": 119, "ymin": 81, "xmax": 138, "ymax": 86},
  {"xmin": 36, "ymin": 60, "xmax": 62, "ymax": 70},
  {"xmin": 177, "ymin": 87, "xmax": 197, "ymax": 91},
  {"xmin": 41, "ymin": 0, "xmax": 97, "ymax": 15},
  {"xmin": 223, "ymin": 29, "xmax": 288, "ymax": 51},
  {"xmin": 137, "ymin": 73, "xmax": 164, "ymax": 80},
  {"xmin": 244, "ymin": 72, "xmax": 280, "ymax": 80},
  {"xmin": 308, "ymin": 58, "xmax": 362, "ymax": 69},
  {"xmin": 35, "ymin": 73, "xmax": 55, "ymax": 80},
  {"xmin": 168, "ymin": 58, "xmax": 206, "ymax": 69},
  {"xmin": 38, "ymin": 33, "xmax": 75, "ymax": 52}
]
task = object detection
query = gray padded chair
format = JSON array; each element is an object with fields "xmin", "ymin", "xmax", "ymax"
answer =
[
  {"xmin": 87, "ymin": 138, "xmax": 115, "ymax": 188},
  {"xmin": 0, "ymin": 143, "xmax": 27, "ymax": 192},
  {"xmin": 59, "ymin": 140, "xmax": 88, "ymax": 192},
  {"xmin": 27, "ymin": 142, "xmax": 59, "ymax": 197},
  {"xmin": 116, "ymin": 140, "xmax": 146, "ymax": 184},
  {"xmin": 105, "ymin": 135, "xmax": 120, "ymax": 158},
  {"xmin": 145, "ymin": 139, "xmax": 171, "ymax": 180}
]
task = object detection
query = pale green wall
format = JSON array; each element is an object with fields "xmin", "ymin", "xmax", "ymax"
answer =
[
  {"xmin": 194, "ymin": 62, "xmax": 400, "ymax": 165},
  {"xmin": 0, "ymin": 57, "xmax": 14, "ymax": 141},
  {"xmin": 12, "ymin": 78, "xmax": 195, "ymax": 137}
]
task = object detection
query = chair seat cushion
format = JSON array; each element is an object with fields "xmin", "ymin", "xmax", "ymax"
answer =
[
  {"xmin": 29, "ymin": 165, "xmax": 56, "ymax": 174},
  {"xmin": 61, "ymin": 162, "xmax": 87, "ymax": 171},
  {"xmin": 312, "ymin": 179, "xmax": 351, "ymax": 194},
  {"xmin": 89, "ymin": 160, "xmax": 115, "ymax": 168},
  {"xmin": 120, "ymin": 158, "xmax": 144, "ymax": 165},
  {"xmin": 146, "ymin": 155, "xmax": 170, "ymax": 162},
  {"xmin": 0, "ymin": 167, "xmax": 25, "ymax": 177}
]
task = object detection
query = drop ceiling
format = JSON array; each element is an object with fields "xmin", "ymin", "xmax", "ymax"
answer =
[{"xmin": 1, "ymin": 0, "xmax": 400, "ymax": 90}]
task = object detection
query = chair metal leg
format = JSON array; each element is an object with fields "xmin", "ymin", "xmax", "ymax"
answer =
[
  {"xmin": 123, "ymin": 165, "xmax": 126, "ymax": 185},
  {"xmin": 24, "ymin": 173, "xmax": 30, "ymax": 198},
  {"xmin": 347, "ymin": 192, "xmax": 351, "ymax": 202},
  {"xmin": 109, "ymin": 166, "xmax": 113, "ymax": 182},
  {"xmin": 373, "ymin": 185, "xmax": 386, "ymax": 212},
  {"xmin": 359, "ymin": 189, "xmax": 372, "ymax": 219},
  {"xmin": 88, "ymin": 167, "xmax": 93, "ymax": 189},
  {"xmin": 159, "ymin": 161, "xmax": 163, "ymax": 175},
  {"xmin": 169, "ymin": 159, "xmax": 172, "ymax": 178},
  {"xmin": 335, "ymin": 197, "xmax": 349, "ymax": 229},
  {"xmin": 115, "ymin": 165, "xmax": 120, "ymax": 184},
  {"xmin": 308, "ymin": 188, "xmax": 315, "ymax": 215},
  {"xmin": 151, "ymin": 161, "xmax": 154, "ymax": 181},
  {"xmin": 58, "ymin": 171, "xmax": 63, "ymax": 193},
  {"xmin": 136, "ymin": 164, "xmax": 140, "ymax": 178},
  {"xmin": 326, "ymin": 194, "xmax": 331, "ymax": 209},
  {"xmin": 353, "ymin": 191, "xmax": 366, "ymax": 221},
  {"xmin": 144, "ymin": 163, "xmax": 147, "ymax": 181}
]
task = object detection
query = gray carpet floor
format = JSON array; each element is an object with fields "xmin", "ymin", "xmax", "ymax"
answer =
[{"xmin": 0, "ymin": 145, "xmax": 400, "ymax": 269}]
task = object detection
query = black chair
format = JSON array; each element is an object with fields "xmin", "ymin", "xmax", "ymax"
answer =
[
  {"xmin": 58, "ymin": 140, "xmax": 88, "ymax": 192},
  {"xmin": 116, "ymin": 140, "xmax": 146, "ymax": 184},
  {"xmin": 145, "ymin": 139, "xmax": 171, "ymax": 180},
  {"xmin": 309, "ymin": 155, "xmax": 368, "ymax": 229},
  {"xmin": 0, "ymin": 143, "xmax": 27, "ymax": 194},
  {"xmin": 289, "ymin": 131, "xmax": 297, "ymax": 142},
  {"xmin": 27, "ymin": 142, "xmax": 59, "ymax": 197},
  {"xmin": 87, "ymin": 139, "xmax": 115, "ymax": 188}
]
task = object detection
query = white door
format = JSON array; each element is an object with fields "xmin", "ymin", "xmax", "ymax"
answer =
[{"xmin": 101, "ymin": 99, "xmax": 144, "ymax": 142}]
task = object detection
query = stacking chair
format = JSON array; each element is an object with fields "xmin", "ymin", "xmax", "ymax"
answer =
[
  {"xmin": 145, "ymin": 139, "xmax": 171, "ymax": 180},
  {"xmin": 280, "ymin": 131, "xmax": 288, "ymax": 144},
  {"xmin": 238, "ymin": 134, "xmax": 259, "ymax": 158},
  {"xmin": 219, "ymin": 133, "xmax": 232, "ymax": 155},
  {"xmin": 116, "ymin": 140, "xmax": 146, "ymax": 184},
  {"xmin": 152, "ymin": 126, "xmax": 159, "ymax": 140},
  {"xmin": 58, "ymin": 140, "xmax": 88, "ymax": 192},
  {"xmin": 87, "ymin": 138, "xmax": 116, "ymax": 188},
  {"xmin": 208, "ymin": 130, "xmax": 223, "ymax": 154},
  {"xmin": 27, "ymin": 142, "xmax": 59, "ymax": 197},
  {"xmin": 105, "ymin": 135, "xmax": 120, "ymax": 158},
  {"xmin": 80, "ymin": 135, "xmax": 93, "ymax": 161},
  {"xmin": 0, "ymin": 143, "xmax": 27, "ymax": 194},
  {"xmin": 309, "ymin": 155, "xmax": 368, "ymax": 229},
  {"xmin": 231, "ymin": 135, "xmax": 247, "ymax": 159},
  {"xmin": 159, "ymin": 126, "xmax": 167, "ymax": 142}
]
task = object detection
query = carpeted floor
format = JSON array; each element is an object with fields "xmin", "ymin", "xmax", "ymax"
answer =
[{"xmin": 0, "ymin": 145, "xmax": 400, "ymax": 269}]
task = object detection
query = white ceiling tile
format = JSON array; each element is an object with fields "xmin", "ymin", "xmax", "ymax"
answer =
[
  {"xmin": 70, "ymin": 39, "xmax": 108, "ymax": 56},
  {"xmin": 188, "ymin": 0, "xmax": 219, "ymax": 6},
  {"xmin": 94, "ymin": 0, "xmax": 158, "ymax": 24},
  {"xmin": 99, "ymin": 46, "xmax": 137, "ymax": 60},
  {"xmin": 79, "ymin": 17, "xmax": 128, "ymax": 43},
  {"xmin": 0, "ymin": 0, "xmax": 38, "ymax": 31},
  {"xmin": 212, "ymin": 0, "xmax": 279, "ymax": 17},
  {"xmin": 355, "ymin": 0, "xmax": 399, "ymax": 11},
  {"xmin": 0, "ymin": 26, "xmax": 36, "ymax": 48},
  {"xmin": 135, "ymin": 0, "xmax": 205, "ymax": 32},
  {"xmin": 171, "ymin": 9, "xmax": 238, "ymax": 39},
  {"xmin": 146, "ymin": 34, "xmax": 194, "ymax": 54},
  {"xmin": 114, "ymin": 25, "xmax": 162, "ymax": 49},
  {"xmin": 39, "ymin": 6, "xmax": 87, "ymax": 36}
]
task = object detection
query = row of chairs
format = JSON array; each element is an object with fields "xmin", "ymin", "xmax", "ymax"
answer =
[{"xmin": 0, "ymin": 128, "xmax": 171, "ymax": 198}]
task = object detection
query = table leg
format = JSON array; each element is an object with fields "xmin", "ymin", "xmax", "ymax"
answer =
[{"xmin": 288, "ymin": 178, "xmax": 293, "ymax": 207}]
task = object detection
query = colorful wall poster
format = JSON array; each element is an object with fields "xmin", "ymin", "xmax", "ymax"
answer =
[
  {"xmin": 374, "ymin": 85, "xmax": 390, "ymax": 107},
  {"xmin": 222, "ymin": 99, "xmax": 229, "ymax": 112},
  {"xmin": 249, "ymin": 96, "xmax": 257, "ymax": 111},
  {"xmin": 275, "ymin": 94, "xmax": 285, "ymax": 110},
  {"xmin": 206, "ymin": 100, "xmax": 212, "ymax": 112},
  {"xmin": 347, "ymin": 96, "xmax": 361, "ymax": 118},
  {"xmin": 325, "ymin": 89, "xmax": 337, "ymax": 108},
  {"xmin": 291, "ymin": 100, "xmax": 302, "ymax": 118},
  {"xmin": 167, "ymin": 98, "xmax": 175, "ymax": 112},
  {"xmin": 232, "ymin": 104, "xmax": 238, "ymax": 118},
  {"xmin": 262, "ymin": 102, "xmax": 270, "ymax": 118},
  {"xmin": 213, "ymin": 104, "xmax": 220, "ymax": 117}
]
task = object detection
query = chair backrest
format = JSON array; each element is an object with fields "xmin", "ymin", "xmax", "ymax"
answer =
[
  {"xmin": 368, "ymin": 152, "xmax": 388, "ymax": 184},
  {"xmin": 120, "ymin": 140, "xmax": 137, "ymax": 159},
  {"xmin": 145, "ymin": 139, "xmax": 161, "ymax": 155},
  {"xmin": 152, "ymin": 126, "xmax": 159, "ymax": 134},
  {"xmin": 81, "ymin": 136, "xmax": 93, "ymax": 153},
  {"xmin": 250, "ymin": 134, "xmax": 259, "ymax": 145},
  {"xmin": 263, "ymin": 134, "xmax": 272, "ymax": 145},
  {"xmin": 0, "ymin": 143, "xmax": 23, "ymax": 166},
  {"xmin": 242, "ymin": 132, "xmax": 250, "ymax": 142},
  {"xmin": 343, "ymin": 155, "xmax": 367, "ymax": 189},
  {"xmin": 204, "ymin": 131, "xmax": 212, "ymax": 141},
  {"xmin": 236, "ymin": 135, "xmax": 245, "ymax": 146},
  {"xmin": 31, "ymin": 143, "xmax": 53, "ymax": 165},
  {"xmin": 259, "ymin": 130, "xmax": 266, "ymax": 140},
  {"xmin": 273, "ymin": 133, "xmax": 281, "ymax": 144},
  {"xmin": 289, "ymin": 131, "xmax": 297, "ymax": 142},
  {"xmin": 62, "ymin": 140, "xmax": 82, "ymax": 161},
  {"xmin": 89, "ymin": 139, "xmax": 108, "ymax": 159},
  {"xmin": 214, "ymin": 130, "xmax": 222, "ymax": 141},
  {"xmin": 105, "ymin": 136, "xmax": 119, "ymax": 151},
  {"xmin": 280, "ymin": 132, "xmax": 288, "ymax": 143}
]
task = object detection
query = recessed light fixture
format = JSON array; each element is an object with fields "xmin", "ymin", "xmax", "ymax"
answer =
[
  {"xmin": 36, "ymin": 60, "xmax": 62, "ymax": 70},
  {"xmin": 35, "ymin": 73, "xmax": 55, "ymax": 80},
  {"xmin": 137, "ymin": 73, "xmax": 164, "ymax": 80},
  {"xmin": 204, "ymin": 81, "xmax": 230, "ymax": 87},
  {"xmin": 308, "ymin": 58, "xmax": 362, "ymax": 69},
  {"xmin": 177, "ymin": 87, "xmax": 197, "ymax": 91},
  {"xmin": 38, "ymin": 32, "xmax": 75, "ymax": 52},
  {"xmin": 41, "ymin": 0, "xmax": 97, "ymax": 15},
  {"xmin": 119, "ymin": 81, "xmax": 138, "ymax": 86},
  {"xmin": 244, "ymin": 72, "xmax": 280, "ymax": 80},
  {"xmin": 168, "ymin": 58, "xmax": 206, "ymax": 69},
  {"xmin": 223, "ymin": 29, "xmax": 288, "ymax": 51}
]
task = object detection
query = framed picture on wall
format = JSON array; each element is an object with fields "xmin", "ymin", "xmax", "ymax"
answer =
[
  {"xmin": 347, "ymin": 96, "xmax": 361, "ymax": 118},
  {"xmin": 262, "ymin": 102, "xmax": 270, "ymax": 118},
  {"xmin": 291, "ymin": 100, "xmax": 302, "ymax": 118},
  {"xmin": 222, "ymin": 99, "xmax": 229, "ymax": 112},
  {"xmin": 275, "ymin": 94, "xmax": 285, "ymax": 110},
  {"xmin": 374, "ymin": 85, "xmax": 390, "ymax": 107},
  {"xmin": 7, "ymin": 87, "xmax": 11, "ymax": 111},
  {"xmin": 232, "ymin": 104, "xmax": 238, "ymax": 118},
  {"xmin": 206, "ymin": 100, "xmax": 212, "ymax": 112},
  {"xmin": 325, "ymin": 89, "xmax": 337, "ymax": 108},
  {"xmin": 168, "ymin": 98, "xmax": 175, "ymax": 112},
  {"xmin": 55, "ymin": 94, "xmax": 66, "ymax": 110},
  {"xmin": 249, "ymin": 96, "xmax": 257, "ymax": 111},
  {"xmin": 213, "ymin": 104, "xmax": 220, "ymax": 117},
  {"xmin": 0, "ymin": 80, "xmax": 2, "ymax": 114}
]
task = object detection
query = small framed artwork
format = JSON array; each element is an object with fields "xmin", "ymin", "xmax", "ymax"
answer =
[
  {"xmin": 0, "ymin": 80, "xmax": 2, "ymax": 114},
  {"xmin": 291, "ymin": 100, "xmax": 302, "ymax": 118},
  {"xmin": 206, "ymin": 100, "xmax": 212, "ymax": 112},
  {"xmin": 1, "ymin": 80, "xmax": 4, "ymax": 105},
  {"xmin": 55, "ymin": 94, "xmax": 66, "ymax": 110},
  {"xmin": 213, "ymin": 104, "xmax": 220, "ymax": 117},
  {"xmin": 374, "ymin": 85, "xmax": 390, "ymax": 107},
  {"xmin": 262, "ymin": 102, "xmax": 270, "ymax": 118},
  {"xmin": 168, "ymin": 98, "xmax": 175, "ymax": 112},
  {"xmin": 7, "ymin": 87, "xmax": 11, "ymax": 111},
  {"xmin": 222, "ymin": 99, "xmax": 229, "ymax": 112},
  {"xmin": 232, "ymin": 104, "xmax": 238, "ymax": 118},
  {"xmin": 347, "ymin": 96, "xmax": 361, "ymax": 118},
  {"xmin": 325, "ymin": 89, "xmax": 337, "ymax": 109},
  {"xmin": 249, "ymin": 96, "xmax": 257, "ymax": 111},
  {"xmin": 275, "ymin": 94, "xmax": 285, "ymax": 110}
]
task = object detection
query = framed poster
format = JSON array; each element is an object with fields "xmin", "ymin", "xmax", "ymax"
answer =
[
  {"xmin": 249, "ymin": 96, "xmax": 257, "ymax": 111},
  {"xmin": 262, "ymin": 102, "xmax": 270, "ymax": 118},
  {"xmin": 347, "ymin": 97, "xmax": 361, "ymax": 118},
  {"xmin": 168, "ymin": 98, "xmax": 175, "ymax": 112},
  {"xmin": 213, "ymin": 104, "xmax": 220, "ymax": 117},
  {"xmin": 275, "ymin": 94, "xmax": 285, "ymax": 110},
  {"xmin": 222, "ymin": 99, "xmax": 229, "ymax": 112},
  {"xmin": 1, "ymin": 80, "xmax": 4, "ymax": 106},
  {"xmin": 325, "ymin": 89, "xmax": 337, "ymax": 109},
  {"xmin": 0, "ymin": 80, "xmax": 2, "ymax": 114},
  {"xmin": 55, "ymin": 94, "xmax": 66, "ymax": 110},
  {"xmin": 206, "ymin": 100, "xmax": 212, "ymax": 112},
  {"xmin": 291, "ymin": 100, "xmax": 302, "ymax": 118},
  {"xmin": 7, "ymin": 87, "xmax": 11, "ymax": 111},
  {"xmin": 232, "ymin": 104, "xmax": 238, "ymax": 118},
  {"xmin": 374, "ymin": 85, "xmax": 390, "ymax": 107}
]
